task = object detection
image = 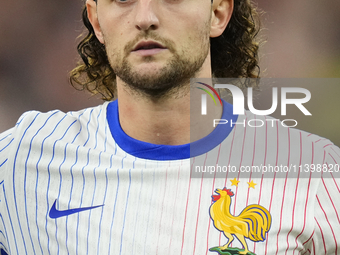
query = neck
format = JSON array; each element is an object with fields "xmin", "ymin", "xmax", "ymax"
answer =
[{"xmin": 117, "ymin": 84, "xmax": 191, "ymax": 145}]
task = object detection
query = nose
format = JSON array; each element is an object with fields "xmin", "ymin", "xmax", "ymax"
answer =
[{"xmin": 134, "ymin": 0, "xmax": 160, "ymax": 31}]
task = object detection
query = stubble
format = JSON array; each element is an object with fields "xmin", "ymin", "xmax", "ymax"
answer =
[{"xmin": 105, "ymin": 22, "xmax": 211, "ymax": 99}]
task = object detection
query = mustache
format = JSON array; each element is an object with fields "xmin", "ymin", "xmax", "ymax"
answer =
[{"xmin": 124, "ymin": 32, "xmax": 176, "ymax": 56}]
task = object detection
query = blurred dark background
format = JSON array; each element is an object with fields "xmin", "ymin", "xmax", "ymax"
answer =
[{"xmin": 0, "ymin": 0, "xmax": 339, "ymax": 145}]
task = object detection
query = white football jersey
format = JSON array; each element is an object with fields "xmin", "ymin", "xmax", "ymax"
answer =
[{"xmin": 0, "ymin": 100, "xmax": 339, "ymax": 255}]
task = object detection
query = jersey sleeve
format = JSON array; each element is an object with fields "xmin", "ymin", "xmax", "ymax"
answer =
[
  {"xmin": 0, "ymin": 111, "xmax": 37, "ymax": 181},
  {"xmin": 0, "ymin": 112, "xmax": 33, "ymax": 181},
  {"xmin": 0, "ymin": 112, "xmax": 34, "ymax": 253},
  {"xmin": 0, "ymin": 129, "xmax": 13, "ymax": 253},
  {"xmin": 0, "ymin": 128, "xmax": 15, "ymax": 183},
  {"xmin": 312, "ymin": 144, "xmax": 340, "ymax": 254}
]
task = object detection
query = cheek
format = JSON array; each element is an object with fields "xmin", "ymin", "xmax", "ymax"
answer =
[
  {"xmin": 181, "ymin": 12, "xmax": 211, "ymax": 39},
  {"xmin": 98, "ymin": 2, "xmax": 136, "ymax": 33},
  {"xmin": 182, "ymin": 21, "xmax": 210, "ymax": 48},
  {"xmin": 97, "ymin": 9, "xmax": 128, "ymax": 39},
  {"xmin": 99, "ymin": 23, "xmax": 125, "ymax": 54}
]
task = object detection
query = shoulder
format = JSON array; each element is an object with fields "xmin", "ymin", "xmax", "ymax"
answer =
[
  {"xmin": 12, "ymin": 103, "xmax": 109, "ymax": 137},
  {"xmin": 1, "ymin": 102, "xmax": 111, "ymax": 155}
]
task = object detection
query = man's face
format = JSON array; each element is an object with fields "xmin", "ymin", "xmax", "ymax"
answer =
[{"xmin": 95, "ymin": 0, "xmax": 212, "ymax": 97}]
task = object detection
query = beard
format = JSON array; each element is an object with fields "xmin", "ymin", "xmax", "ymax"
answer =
[{"xmin": 105, "ymin": 29, "xmax": 210, "ymax": 99}]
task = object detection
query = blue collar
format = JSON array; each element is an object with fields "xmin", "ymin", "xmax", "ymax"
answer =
[{"xmin": 107, "ymin": 99, "xmax": 238, "ymax": 160}]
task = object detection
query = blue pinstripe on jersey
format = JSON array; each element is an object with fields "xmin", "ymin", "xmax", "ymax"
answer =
[
  {"xmin": 0, "ymin": 138, "xmax": 13, "ymax": 153},
  {"xmin": 0, "ymin": 161, "xmax": 7, "ymax": 168},
  {"xmin": 15, "ymin": 113, "xmax": 30, "ymax": 126},
  {"xmin": 0, "ymin": 134, "xmax": 12, "ymax": 143},
  {"xmin": 83, "ymin": 109, "xmax": 94, "ymax": 147},
  {"xmin": 13, "ymin": 112, "xmax": 42, "ymax": 254},
  {"xmin": 66, "ymin": 109, "xmax": 88, "ymax": 252},
  {"xmin": 92, "ymin": 108, "xmax": 103, "ymax": 150},
  {"xmin": 0, "ymin": 133, "xmax": 13, "ymax": 178},
  {"xmin": 46, "ymin": 118, "xmax": 77, "ymax": 255},
  {"xmin": 143, "ymin": 170, "xmax": 155, "ymax": 255},
  {"xmin": 76, "ymin": 148, "xmax": 91, "ymax": 255},
  {"xmin": 22, "ymin": 112, "xmax": 53, "ymax": 254},
  {"xmin": 55, "ymin": 142, "xmax": 69, "ymax": 255},
  {"xmin": 132, "ymin": 169, "xmax": 144, "ymax": 254},
  {"xmin": 93, "ymin": 109, "xmax": 106, "ymax": 253},
  {"xmin": 71, "ymin": 110, "xmax": 87, "ymax": 144},
  {"xmin": 0, "ymin": 230, "xmax": 5, "ymax": 239},
  {"xmin": 31, "ymin": 113, "xmax": 60, "ymax": 254},
  {"xmin": 30, "ymin": 113, "xmax": 65, "ymax": 254},
  {"xmin": 44, "ymin": 115, "xmax": 69, "ymax": 254},
  {"xmin": 75, "ymin": 109, "xmax": 95, "ymax": 254},
  {"xmin": 66, "ymin": 145, "xmax": 80, "ymax": 254},
  {"xmin": 65, "ymin": 109, "xmax": 88, "ymax": 254},
  {"xmin": 0, "ymin": 182, "xmax": 9, "ymax": 255},
  {"xmin": 108, "ymin": 168, "xmax": 120, "ymax": 255},
  {"xmin": 119, "ymin": 168, "xmax": 132, "ymax": 255},
  {"xmin": 104, "ymin": 120, "xmax": 108, "ymax": 153},
  {"xmin": 54, "ymin": 112, "xmax": 84, "ymax": 255},
  {"xmin": 86, "ymin": 151, "xmax": 102, "ymax": 255},
  {"xmin": 96, "ymin": 124, "xmax": 110, "ymax": 254},
  {"xmin": 58, "ymin": 111, "xmax": 86, "ymax": 255},
  {"xmin": 2, "ymin": 185, "xmax": 18, "ymax": 254},
  {"xmin": 96, "ymin": 154, "xmax": 111, "ymax": 254}
]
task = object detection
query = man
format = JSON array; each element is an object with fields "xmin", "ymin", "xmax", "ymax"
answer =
[{"xmin": 0, "ymin": 0, "xmax": 339, "ymax": 255}]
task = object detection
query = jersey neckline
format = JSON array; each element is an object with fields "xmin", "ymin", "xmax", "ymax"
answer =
[{"xmin": 106, "ymin": 99, "xmax": 238, "ymax": 160}]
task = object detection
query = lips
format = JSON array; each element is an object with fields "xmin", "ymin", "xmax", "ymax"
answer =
[{"xmin": 132, "ymin": 41, "xmax": 166, "ymax": 51}]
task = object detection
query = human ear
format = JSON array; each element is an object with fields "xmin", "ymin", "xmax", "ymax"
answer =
[
  {"xmin": 210, "ymin": 0, "xmax": 233, "ymax": 38},
  {"xmin": 86, "ymin": 0, "xmax": 105, "ymax": 44}
]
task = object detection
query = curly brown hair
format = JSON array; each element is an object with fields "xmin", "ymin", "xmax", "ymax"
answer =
[{"xmin": 70, "ymin": 0, "xmax": 262, "ymax": 101}]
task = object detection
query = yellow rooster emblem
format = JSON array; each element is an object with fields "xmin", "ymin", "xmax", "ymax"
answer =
[{"xmin": 209, "ymin": 188, "xmax": 271, "ymax": 255}]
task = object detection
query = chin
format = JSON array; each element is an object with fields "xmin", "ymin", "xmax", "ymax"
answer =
[{"xmin": 135, "ymin": 60, "xmax": 166, "ymax": 70}]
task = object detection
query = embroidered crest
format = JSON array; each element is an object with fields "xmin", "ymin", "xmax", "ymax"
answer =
[{"xmin": 209, "ymin": 188, "xmax": 272, "ymax": 255}]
